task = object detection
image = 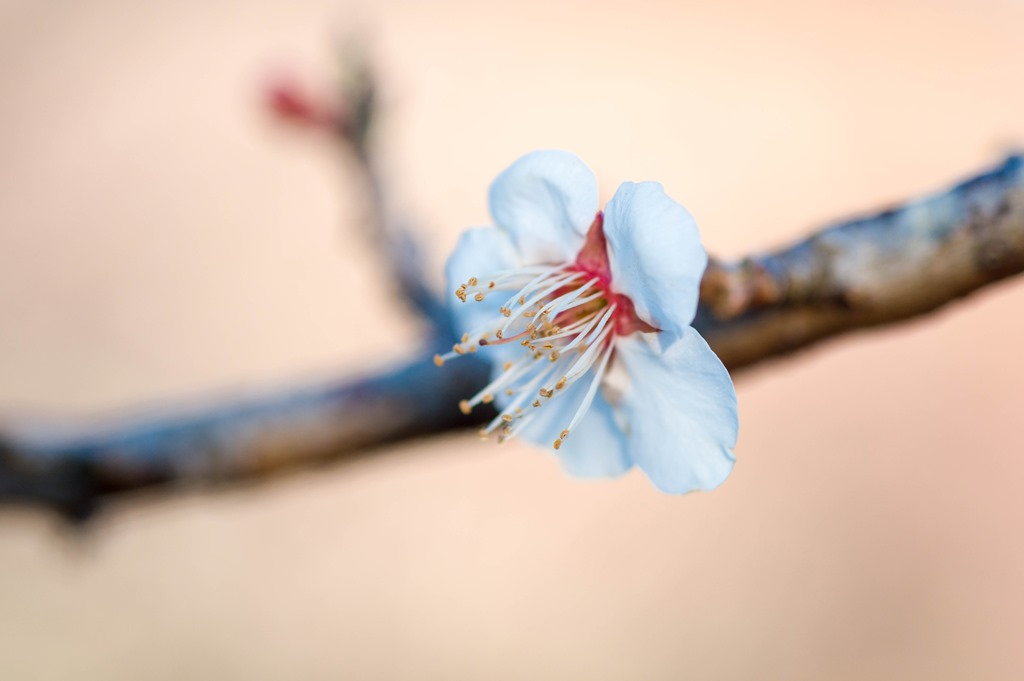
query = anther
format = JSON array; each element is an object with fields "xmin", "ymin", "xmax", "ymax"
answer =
[
  {"xmin": 501, "ymin": 414, "xmax": 514, "ymax": 423},
  {"xmin": 433, "ymin": 355, "xmax": 445, "ymax": 367},
  {"xmin": 555, "ymin": 377, "xmax": 567, "ymax": 390},
  {"xmin": 459, "ymin": 400, "xmax": 472, "ymax": 415},
  {"xmin": 453, "ymin": 344, "xmax": 465, "ymax": 355},
  {"xmin": 468, "ymin": 277, "xmax": 478, "ymax": 286},
  {"xmin": 560, "ymin": 429, "xmax": 570, "ymax": 440},
  {"xmin": 474, "ymin": 292, "xmax": 485, "ymax": 302},
  {"xmin": 482, "ymin": 393, "xmax": 494, "ymax": 404},
  {"xmin": 553, "ymin": 439, "xmax": 562, "ymax": 450}
]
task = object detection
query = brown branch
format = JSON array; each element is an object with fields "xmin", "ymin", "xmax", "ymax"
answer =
[
  {"xmin": 697, "ymin": 154, "xmax": 1024, "ymax": 369},
  {"xmin": 2, "ymin": 148, "xmax": 1022, "ymax": 519}
]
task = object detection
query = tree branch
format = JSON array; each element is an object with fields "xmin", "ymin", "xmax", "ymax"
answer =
[
  {"xmin": 697, "ymin": 153, "xmax": 1024, "ymax": 369},
  {"xmin": 2, "ymin": 136, "xmax": 1021, "ymax": 520}
]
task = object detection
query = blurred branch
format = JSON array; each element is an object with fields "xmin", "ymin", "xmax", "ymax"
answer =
[
  {"xmin": 2, "ymin": 55, "xmax": 1022, "ymax": 519},
  {"xmin": 698, "ymin": 153, "xmax": 1024, "ymax": 369}
]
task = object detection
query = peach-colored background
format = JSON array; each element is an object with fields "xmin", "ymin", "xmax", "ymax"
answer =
[{"xmin": 2, "ymin": 1, "xmax": 1023, "ymax": 678}]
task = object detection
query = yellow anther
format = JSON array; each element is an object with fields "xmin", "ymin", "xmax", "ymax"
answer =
[
  {"xmin": 501, "ymin": 414, "xmax": 514, "ymax": 423},
  {"xmin": 461, "ymin": 333, "xmax": 469, "ymax": 343},
  {"xmin": 468, "ymin": 345, "xmax": 477, "ymax": 353},
  {"xmin": 549, "ymin": 351, "xmax": 561, "ymax": 362},
  {"xmin": 542, "ymin": 343, "xmax": 553, "ymax": 349},
  {"xmin": 495, "ymin": 330, "xmax": 503, "ymax": 340},
  {"xmin": 505, "ymin": 388, "xmax": 514, "ymax": 396},
  {"xmin": 539, "ymin": 388, "xmax": 554, "ymax": 398},
  {"xmin": 482, "ymin": 393, "xmax": 494, "ymax": 404},
  {"xmin": 555, "ymin": 377, "xmax": 567, "ymax": 390},
  {"xmin": 433, "ymin": 355, "xmax": 445, "ymax": 367},
  {"xmin": 553, "ymin": 439, "xmax": 562, "ymax": 450},
  {"xmin": 502, "ymin": 362, "xmax": 513, "ymax": 371},
  {"xmin": 560, "ymin": 429, "xmax": 570, "ymax": 440},
  {"xmin": 518, "ymin": 296, "xmax": 526, "ymax": 305},
  {"xmin": 474, "ymin": 292, "xmax": 485, "ymax": 302},
  {"xmin": 453, "ymin": 344, "xmax": 465, "ymax": 355},
  {"xmin": 532, "ymin": 400, "xmax": 541, "ymax": 408},
  {"xmin": 478, "ymin": 429, "xmax": 488, "ymax": 440},
  {"xmin": 459, "ymin": 400, "xmax": 472, "ymax": 415},
  {"xmin": 488, "ymin": 281, "xmax": 495, "ymax": 289},
  {"xmin": 468, "ymin": 277, "xmax": 478, "ymax": 286}
]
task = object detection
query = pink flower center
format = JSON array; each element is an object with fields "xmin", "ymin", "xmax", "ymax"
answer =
[
  {"xmin": 572, "ymin": 212, "xmax": 657, "ymax": 337},
  {"xmin": 437, "ymin": 212, "xmax": 657, "ymax": 450}
]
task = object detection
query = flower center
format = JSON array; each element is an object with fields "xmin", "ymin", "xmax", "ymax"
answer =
[{"xmin": 437, "ymin": 213, "xmax": 657, "ymax": 449}]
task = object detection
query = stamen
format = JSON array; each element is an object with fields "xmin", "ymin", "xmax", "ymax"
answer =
[
  {"xmin": 498, "ymin": 271, "xmax": 585, "ymax": 335},
  {"xmin": 561, "ymin": 341, "xmax": 615, "ymax": 440},
  {"xmin": 479, "ymin": 359, "xmax": 562, "ymax": 437},
  {"xmin": 443, "ymin": 250, "xmax": 647, "ymax": 447}
]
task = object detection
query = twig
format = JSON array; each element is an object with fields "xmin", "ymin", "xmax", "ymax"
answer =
[
  {"xmin": 4, "ymin": 65, "xmax": 1023, "ymax": 521},
  {"xmin": 3, "ymin": 153, "xmax": 1021, "ymax": 520},
  {"xmin": 697, "ymin": 154, "xmax": 1024, "ymax": 369}
]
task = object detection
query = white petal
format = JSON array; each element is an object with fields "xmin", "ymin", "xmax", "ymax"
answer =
[
  {"xmin": 519, "ymin": 376, "xmax": 631, "ymax": 479},
  {"xmin": 444, "ymin": 227, "xmax": 520, "ymax": 338},
  {"xmin": 488, "ymin": 150, "xmax": 599, "ymax": 263},
  {"xmin": 616, "ymin": 329, "xmax": 738, "ymax": 493},
  {"xmin": 603, "ymin": 182, "xmax": 707, "ymax": 333}
]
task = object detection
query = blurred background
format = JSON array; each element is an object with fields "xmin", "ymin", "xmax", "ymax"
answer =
[{"xmin": 2, "ymin": 0, "xmax": 1023, "ymax": 678}]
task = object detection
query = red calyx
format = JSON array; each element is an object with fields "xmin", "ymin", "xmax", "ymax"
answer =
[{"xmin": 573, "ymin": 212, "xmax": 658, "ymax": 336}]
